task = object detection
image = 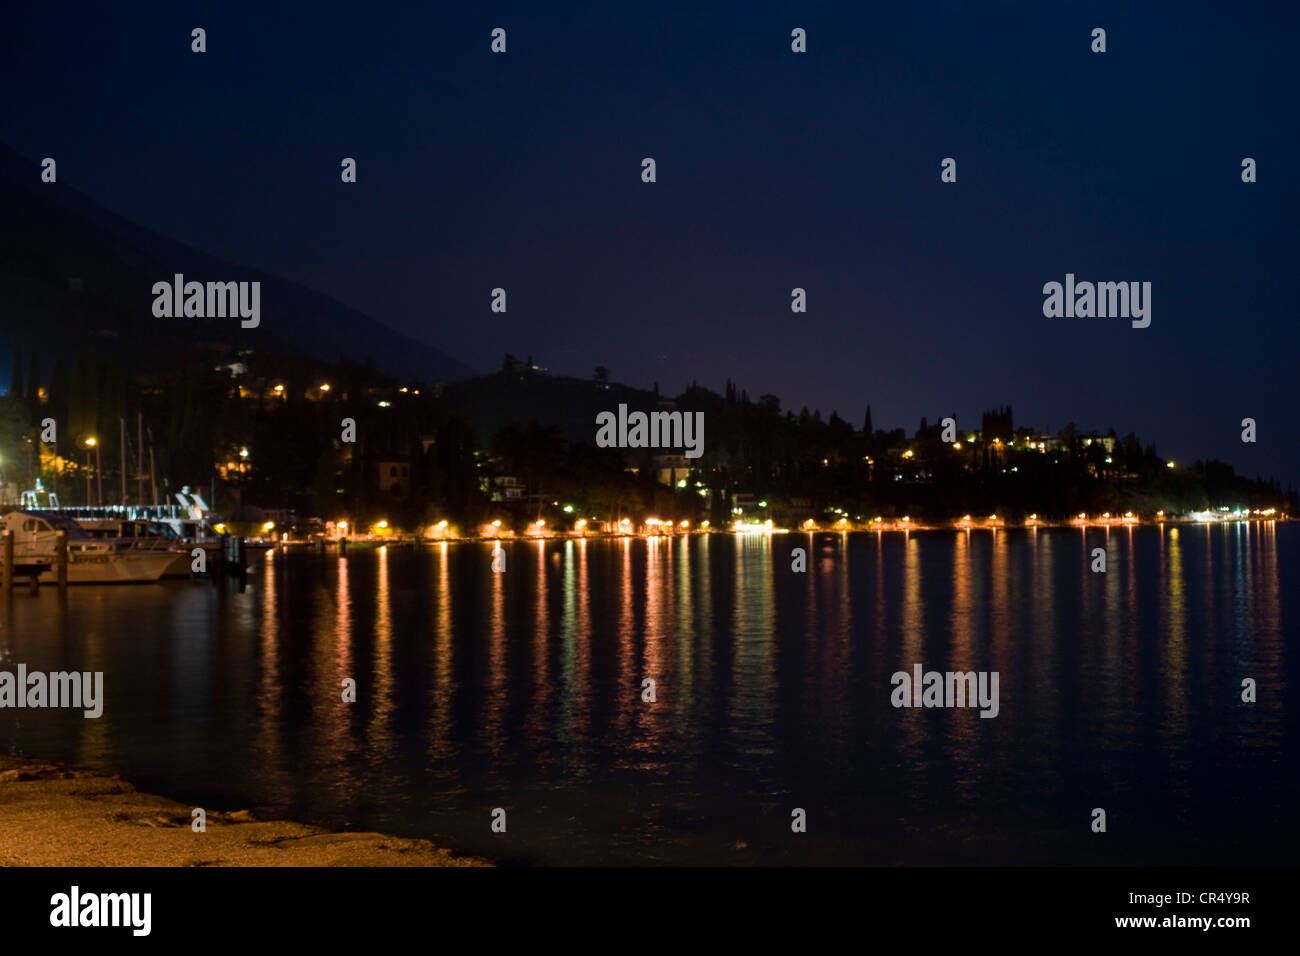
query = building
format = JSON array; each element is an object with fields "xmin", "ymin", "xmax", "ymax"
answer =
[
  {"xmin": 652, "ymin": 453, "xmax": 690, "ymax": 487},
  {"xmin": 376, "ymin": 460, "xmax": 411, "ymax": 498}
]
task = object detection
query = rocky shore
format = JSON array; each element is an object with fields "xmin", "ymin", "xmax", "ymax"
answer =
[{"xmin": 0, "ymin": 756, "xmax": 490, "ymax": 867}]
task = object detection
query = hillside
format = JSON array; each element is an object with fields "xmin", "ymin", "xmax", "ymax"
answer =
[{"xmin": 0, "ymin": 143, "xmax": 473, "ymax": 384}]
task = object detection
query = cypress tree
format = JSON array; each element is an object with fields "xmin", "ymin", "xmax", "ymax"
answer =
[{"xmin": 10, "ymin": 346, "xmax": 23, "ymax": 400}]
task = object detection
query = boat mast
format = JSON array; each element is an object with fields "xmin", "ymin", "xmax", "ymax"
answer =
[
  {"xmin": 137, "ymin": 412, "xmax": 144, "ymax": 507},
  {"xmin": 119, "ymin": 417, "xmax": 127, "ymax": 506}
]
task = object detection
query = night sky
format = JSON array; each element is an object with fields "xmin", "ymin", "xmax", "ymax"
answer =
[{"xmin": 3, "ymin": 2, "xmax": 1296, "ymax": 482}]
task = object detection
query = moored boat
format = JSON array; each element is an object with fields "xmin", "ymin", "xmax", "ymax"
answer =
[{"xmin": 0, "ymin": 511, "xmax": 175, "ymax": 583}]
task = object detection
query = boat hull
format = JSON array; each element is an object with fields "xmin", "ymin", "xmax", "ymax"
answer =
[{"xmin": 37, "ymin": 551, "xmax": 176, "ymax": 584}]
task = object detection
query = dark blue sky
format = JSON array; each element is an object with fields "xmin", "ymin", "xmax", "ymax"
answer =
[{"xmin": 3, "ymin": 1, "xmax": 1297, "ymax": 482}]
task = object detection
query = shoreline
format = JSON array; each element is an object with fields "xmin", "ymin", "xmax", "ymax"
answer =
[
  {"xmin": 0, "ymin": 756, "xmax": 492, "ymax": 867},
  {"xmin": 279, "ymin": 515, "xmax": 1291, "ymax": 548}
]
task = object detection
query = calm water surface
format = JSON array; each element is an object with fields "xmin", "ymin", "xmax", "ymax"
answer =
[{"xmin": 1, "ymin": 525, "xmax": 1296, "ymax": 865}]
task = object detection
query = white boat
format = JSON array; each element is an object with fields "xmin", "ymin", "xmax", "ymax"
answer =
[
  {"xmin": 75, "ymin": 516, "xmax": 194, "ymax": 577},
  {"xmin": 0, "ymin": 511, "xmax": 175, "ymax": 583}
]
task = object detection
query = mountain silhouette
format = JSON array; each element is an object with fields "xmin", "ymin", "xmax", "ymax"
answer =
[{"xmin": 0, "ymin": 142, "xmax": 474, "ymax": 384}]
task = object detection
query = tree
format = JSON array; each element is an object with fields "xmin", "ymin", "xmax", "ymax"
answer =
[
  {"xmin": 26, "ymin": 350, "xmax": 39, "ymax": 403},
  {"xmin": 9, "ymin": 347, "xmax": 23, "ymax": 401}
]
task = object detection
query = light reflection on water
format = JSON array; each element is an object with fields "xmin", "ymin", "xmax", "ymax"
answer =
[{"xmin": 0, "ymin": 525, "xmax": 1293, "ymax": 865}]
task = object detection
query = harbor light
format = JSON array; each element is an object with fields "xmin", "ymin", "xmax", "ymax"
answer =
[
  {"xmin": 563, "ymin": 504, "xmax": 574, "ymax": 513},
  {"xmin": 83, "ymin": 437, "xmax": 96, "ymax": 447},
  {"xmin": 491, "ymin": 520, "xmax": 501, "ymax": 527},
  {"xmin": 261, "ymin": 521, "xmax": 275, "ymax": 532},
  {"xmin": 1167, "ymin": 461, "xmax": 1175, "ymax": 468},
  {"xmin": 240, "ymin": 447, "xmax": 249, "ymax": 459},
  {"xmin": 319, "ymin": 383, "xmax": 330, "ymax": 392}
]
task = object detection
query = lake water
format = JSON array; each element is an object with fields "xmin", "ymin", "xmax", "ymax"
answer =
[{"xmin": 1, "ymin": 525, "xmax": 1295, "ymax": 865}]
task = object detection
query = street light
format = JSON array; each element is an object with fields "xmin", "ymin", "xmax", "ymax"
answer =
[{"xmin": 80, "ymin": 436, "xmax": 100, "ymax": 506}]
